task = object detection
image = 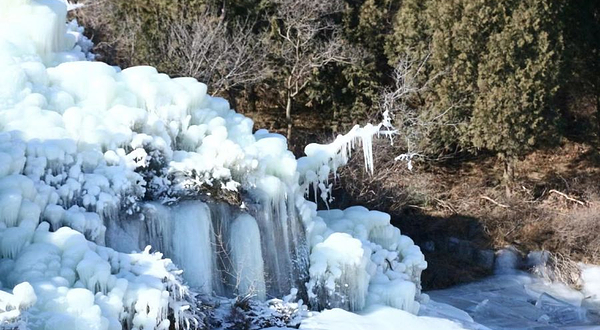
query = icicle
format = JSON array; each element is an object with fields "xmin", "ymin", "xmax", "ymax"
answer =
[
  {"xmin": 307, "ymin": 233, "xmax": 371, "ymax": 311},
  {"xmin": 143, "ymin": 202, "xmax": 173, "ymax": 256},
  {"xmin": 0, "ymin": 192, "xmax": 22, "ymax": 228},
  {"xmin": 170, "ymin": 201, "xmax": 214, "ymax": 295},
  {"xmin": 228, "ymin": 213, "xmax": 266, "ymax": 300},
  {"xmin": 297, "ymin": 123, "xmax": 383, "ymax": 203}
]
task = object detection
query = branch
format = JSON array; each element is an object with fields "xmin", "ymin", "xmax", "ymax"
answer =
[
  {"xmin": 480, "ymin": 195, "xmax": 509, "ymax": 208},
  {"xmin": 549, "ymin": 189, "xmax": 586, "ymax": 206}
]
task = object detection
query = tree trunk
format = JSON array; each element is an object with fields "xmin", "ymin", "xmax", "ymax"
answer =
[
  {"xmin": 332, "ymin": 107, "xmax": 339, "ymax": 133},
  {"xmin": 228, "ymin": 89, "xmax": 238, "ymax": 112},
  {"xmin": 248, "ymin": 85, "xmax": 257, "ymax": 112},
  {"xmin": 286, "ymin": 93, "xmax": 293, "ymax": 141},
  {"xmin": 596, "ymin": 93, "xmax": 600, "ymax": 134},
  {"xmin": 502, "ymin": 155, "xmax": 515, "ymax": 197}
]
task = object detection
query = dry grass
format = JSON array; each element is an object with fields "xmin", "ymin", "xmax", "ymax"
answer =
[
  {"xmin": 331, "ymin": 139, "xmax": 600, "ymax": 288},
  {"xmin": 531, "ymin": 252, "xmax": 583, "ymax": 288},
  {"xmin": 545, "ymin": 203, "xmax": 600, "ymax": 263}
]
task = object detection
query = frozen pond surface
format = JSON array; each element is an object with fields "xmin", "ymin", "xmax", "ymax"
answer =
[{"xmin": 423, "ymin": 272, "xmax": 600, "ymax": 330}]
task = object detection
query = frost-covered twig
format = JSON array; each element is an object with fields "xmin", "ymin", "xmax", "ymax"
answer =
[
  {"xmin": 297, "ymin": 123, "xmax": 383, "ymax": 204},
  {"xmin": 296, "ymin": 50, "xmax": 448, "ymax": 204},
  {"xmin": 378, "ymin": 49, "xmax": 451, "ymax": 160},
  {"xmin": 60, "ymin": 0, "xmax": 84, "ymax": 11}
]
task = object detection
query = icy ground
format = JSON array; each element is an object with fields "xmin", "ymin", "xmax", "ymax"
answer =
[
  {"xmin": 271, "ymin": 264, "xmax": 600, "ymax": 330},
  {"xmin": 421, "ymin": 252, "xmax": 600, "ymax": 330},
  {"xmin": 426, "ymin": 272, "xmax": 600, "ymax": 330}
]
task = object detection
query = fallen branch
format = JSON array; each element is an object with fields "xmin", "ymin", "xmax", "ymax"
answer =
[
  {"xmin": 480, "ymin": 195, "xmax": 509, "ymax": 208},
  {"xmin": 407, "ymin": 204, "xmax": 429, "ymax": 210},
  {"xmin": 549, "ymin": 189, "xmax": 586, "ymax": 206},
  {"xmin": 433, "ymin": 198, "xmax": 457, "ymax": 213}
]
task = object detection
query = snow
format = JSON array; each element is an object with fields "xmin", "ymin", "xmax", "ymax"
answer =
[
  {"xmin": 0, "ymin": 282, "xmax": 36, "ymax": 327},
  {"xmin": 299, "ymin": 305, "xmax": 467, "ymax": 330}
]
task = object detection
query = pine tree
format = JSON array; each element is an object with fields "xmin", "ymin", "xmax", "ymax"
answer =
[
  {"xmin": 560, "ymin": 0, "xmax": 600, "ymax": 134},
  {"xmin": 471, "ymin": 0, "xmax": 563, "ymax": 183},
  {"xmin": 385, "ymin": 0, "xmax": 564, "ymax": 166}
]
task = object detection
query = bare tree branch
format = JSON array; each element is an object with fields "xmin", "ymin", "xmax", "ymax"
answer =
[
  {"xmin": 270, "ymin": 0, "xmax": 355, "ymax": 139},
  {"xmin": 378, "ymin": 50, "xmax": 453, "ymax": 160},
  {"xmin": 163, "ymin": 10, "xmax": 270, "ymax": 97}
]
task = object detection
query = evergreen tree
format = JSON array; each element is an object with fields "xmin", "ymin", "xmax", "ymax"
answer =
[
  {"xmin": 386, "ymin": 0, "xmax": 564, "ymax": 167},
  {"xmin": 471, "ymin": 0, "xmax": 563, "ymax": 172},
  {"xmin": 560, "ymin": 0, "xmax": 600, "ymax": 134}
]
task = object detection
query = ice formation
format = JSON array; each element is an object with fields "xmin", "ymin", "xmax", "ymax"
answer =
[
  {"xmin": 581, "ymin": 265, "xmax": 600, "ymax": 307},
  {"xmin": 297, "ymin": 123, "xmax": 382, "ymax": 204},
  {"xmin": 0, "ymin": 1, "xmax": 427, "ymax": 328},
  {"xmin": 306, "ymin": 207, "xmax": 427, "ymax": 312},
  {"xmin": 229, "ymin": 213, "xmax": 267, "ymax": 300},
  {"xmin": 427, "ymin": 271, "xmax": 600, "ymax": 329}
]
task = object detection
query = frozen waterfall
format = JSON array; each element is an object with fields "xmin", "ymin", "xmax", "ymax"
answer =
[
  {"xmin": 104, "ymin": 197, "xmax": 308, "ymax": 300},
  {"xmin": 229, "ymin": 213, "xmax": 266, "ymax": 300},
  {"xmin": 0, "ymin": 1, "xmax": 428, "ymax": 328}
]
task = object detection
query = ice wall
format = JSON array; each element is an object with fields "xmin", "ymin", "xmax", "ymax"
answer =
[
  {"xmin": 171, "ymin": 202, "xmax": 215, "ymax": 295},
  {"xmin": 118, "ymin": 200, "xmax": 288, "ymax": 301},
  {"xmin": 0, "ymin": 1, "xmax": 428, "ymax": 328}
]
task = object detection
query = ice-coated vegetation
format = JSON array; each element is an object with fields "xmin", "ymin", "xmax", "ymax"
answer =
[{"xmin": 0, "ymin": 1, "xmax": 428, "ymax": 329}]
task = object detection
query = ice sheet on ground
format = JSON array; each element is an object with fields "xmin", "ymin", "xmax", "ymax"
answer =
[
  {"xmin": 426, "ymin": 272, "xmax": 600, "ymax": 330},
  {"xmin": 419, "ymin": 299, "xmax": 491, "ymax": 330}
]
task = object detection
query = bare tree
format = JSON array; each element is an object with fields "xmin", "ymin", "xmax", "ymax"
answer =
[
  {"xmin": 164, "ymin": 10, "xmax": 270, "ymax": 102},
  {"xmin": 271, "ymin": 0, "xmax": 353, "ymax": 140},
  {"xmin": 70, "ymin": 0, "xmax": 144, "ymax": 67},
  {"xmin": 379, "ymin": 51, "xmax": 451, "ymax": 163}
]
